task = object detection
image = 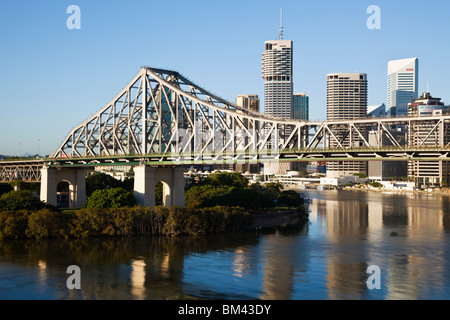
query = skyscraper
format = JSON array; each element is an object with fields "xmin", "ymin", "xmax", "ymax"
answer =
[
  {"xmin": 261, "ymin": 10, "xmax": 308, "ymax": 176},
  {"xmin": 262, "ymin": 39, "xmax": 293, "ymax": 119},
  {"xmin": 327, "ymin": 73, "xmax": 368, "ymax": 120},
  {"xmin": 326, "ymin": 73, "xmax": 368, "ymax": 177},
  {"xmin": 387, "ymin": 57, "xmax": 419, "ymax": 116},
  {"xmin": 293, "ymin": 92, "xmax": 309, "ymax": 121}
]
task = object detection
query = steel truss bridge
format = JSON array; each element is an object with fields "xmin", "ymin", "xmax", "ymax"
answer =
[{"xmin": 2, "ymin": 66, "xmax": 450, "ymax": 184}]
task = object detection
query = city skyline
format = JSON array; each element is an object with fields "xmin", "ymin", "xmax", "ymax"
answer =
[{"xmin": 1, "ymin": 0, "xmax": 450, "ymax": 156}]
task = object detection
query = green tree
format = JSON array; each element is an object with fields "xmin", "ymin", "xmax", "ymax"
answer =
[
  {"xmin": 85, "ymin": 172, "xmax": 122, "ymax": 197},
  {"xmin": 0, "ymin": 190, "xmax": 47, "ymax": 211},
  {"xmin": 26, "ymin": 209, "xmax": 67, "ymax": 239},
  {"xmin": 198, "ymin": 171, "xmax": 249, "ymax": 189},
  {"xmin": 223, "ymin": 187, "xmax": 261, "ymax": 210},
  {"xmin": 264, "ymin": 182, "xmax": 284, "ymax": 195},
  {"xmin": 369, "ymin": 181, "xmax": 383, "ymax": 188},
  {"xmin": 0, "ymin": 183, "xmax": 13, "ymax": 197},
  {"xmin": 155, "ymin": 181, "xmax": 163, "ymax": 206},
  {"xmin": 277, "ymin": 190, "xmax": 303, "ymax": 209},
  {"xmin": 185, "ymin": 185, "xmax": 230, "ymax": 209},
  {"xmin": 249, "ymin": 183, "xmax": 278, "ymax": 208},
  {"xmin": 259, "ymin": 189, "xmax": 278, "ymax": 208},
  {"xmin": 84, "ymin": 188, "xmax": 136, "ymax": 209},
  {"xmin": 8, "ymin": 181, "xmax": 40, "ymax": 193},
  {"xmin": 0, "ymin": 210, "xmax": 29, "ymax": 239},
  {"xmin": 185, "ymin": 184, "xmax": 262, "ymax": 210}
]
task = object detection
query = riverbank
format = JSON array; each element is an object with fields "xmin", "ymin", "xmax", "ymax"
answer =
[
  {"xmin": 341, "ymin": 186, "xmax": 450, "ymax": 196},
  {"xmin": 249, "ymin": 208, "xmax": 308, "ymax": 231},
  {"xmin": 0, "ymin": 206, "xmax": 253, "ymax": 240},
  {"xmin": 0, "ymin": 205, "xmax": 310, "ymax": 240},
  {"xmin": 287, "ymin": 185, "xmax": 450, "ymax": 196}
]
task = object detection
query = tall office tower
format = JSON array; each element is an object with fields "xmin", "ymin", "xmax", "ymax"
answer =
[
  {"xmin": 326, "ymin": 73, "xmax": 368, "ymax": 178},
  {"xmin": 261, "ymin": 40, "xmax": 293, "ymax": 119},
  {"xmin": 261, "ymin": 11, "xmax": 296, "ymax": 176},
  {"xmin": 293, "ymin": 92, "xmax": 309, "ymax": 120},
  {"xmin": 387, "ymin": 57, "xmax": 419, "ymax": 116},
  {"xmin": 327, "ymin": 73, "xmax": 368, "ymax": 120}
]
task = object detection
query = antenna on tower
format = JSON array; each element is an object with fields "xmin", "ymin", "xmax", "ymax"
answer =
[
  {"xmin": 276, "ymin": 8, "xmax": 283, "ymax": 40},
  {"xmin": 280, "ymin": 8, "xmax": 283, "ymax": 39}
]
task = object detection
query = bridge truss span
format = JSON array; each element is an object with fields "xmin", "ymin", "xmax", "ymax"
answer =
[
  {"xmin": 52, "ymin": 67, "xmax": 307, "ymax": 160},
  {"xmin": 0, "ymin": 160, "xmax": 43, "ymax": 183}
]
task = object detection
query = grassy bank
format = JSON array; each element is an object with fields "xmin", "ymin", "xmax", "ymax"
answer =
[{"xmin": 0, "ymin": 205, "xmax": 254, "ymax": 240}]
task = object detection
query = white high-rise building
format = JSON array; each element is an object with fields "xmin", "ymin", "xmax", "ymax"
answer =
[
  {"xmin": 326, "ymin": 73, "xmax": 368, "ymax": 178},
  {"xmin": 262, "ymin": 40, "xmax": 293, "ymax": 119},
  {"xmin": 261, "ymin": 11, "xmax": 298, "ymax": 176},
  {"xmin": 387, "ymin": 57, "xmax": 419, "ymax": 116}
]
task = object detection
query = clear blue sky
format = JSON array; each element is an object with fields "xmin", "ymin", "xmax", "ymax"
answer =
[{"xmin": 1, "ymin": 0, "xmax": 449, "ymax": 156}]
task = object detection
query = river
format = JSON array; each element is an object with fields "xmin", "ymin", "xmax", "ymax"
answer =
[{"xmin": 0, "ymin": 189, "xmax": 449, "ymax": 300}]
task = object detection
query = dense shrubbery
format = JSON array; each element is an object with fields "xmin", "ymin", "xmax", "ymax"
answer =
[
  {"xmin": 0, "ymin": 205, "xmax": 253, "ymax": 240},
  {"xmin": 26, "ymin": 209, "xmax": 68, "ymax": 239},
  {"xmin": 0, "ymin": 190, "xmax": 51, "ymax": 211},
  {"xmin": 277, "ymin": 190, "xmax": 303, "ymax": 209},
  {"xmin": 0, "ymin": 183, "xmax": 13, "ymax": 197},
  {"xmin": 185, "ymin": 185, "xmax": 262, "ymax": 210},
  {"xmin": 83, "ymin": 187, "xmax": 136, "ymax": 209},
  {"xmin": 85, "ymin": 172, "xmax": 134, "ymax": 197},
  {"xmin": 186, "ymin": 172, "xmax": 260, "ymax": 209},
  {"xmin": 0, "ymin": 210, "xmax": 29, "ymax": 240},
  {"xmin": 186, "ymin": 172, "xmax": 304, "ymax": 210}
]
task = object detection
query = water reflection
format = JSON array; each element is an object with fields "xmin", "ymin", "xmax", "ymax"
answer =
[
  {"xmin": 305, "ymin": 190, "xmax": 450, "ymax": 300},
  {"xmin": 1, "ymin": 190, "xmax": 450, "ymax": 299},
  {"xmin": 130, "ymin": 259, "xmax": 146, "ymax": 299},
  {"xmin": 260, "ymin": 231, "xmax": 306, "ymax": 300}
]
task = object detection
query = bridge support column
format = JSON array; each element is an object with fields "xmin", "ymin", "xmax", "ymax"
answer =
[
  {"xmin": 40, "ymin": 166, "xmax": 57, "ymax": 207},
  {"xmin": 134, "ymin": 165, "xmax": 185, "ymax": 207},
  {"xmin": 133, "ymin": 165, "xmax": 156, "ymax": 207},
  {"xmin": 40, "ymin": 167, "xmax": 86, "ymax": 208}
]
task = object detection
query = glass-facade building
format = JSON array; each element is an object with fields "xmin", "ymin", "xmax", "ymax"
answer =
[
  {"xmin": 387, "ymin": 57, "xmax": 419, "ymax": 116},
  {"xmin": 292, "ymin": 93, "xmax": 309, "ymax": 120}
]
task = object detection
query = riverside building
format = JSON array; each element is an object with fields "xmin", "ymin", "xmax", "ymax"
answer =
[
  {"xmin": 407, "ymin": 92, "xmax": 450, "ymax": 187},
  {"xmin": 326, "ymin": 73, "xmax": 368, "ymax": 178}
]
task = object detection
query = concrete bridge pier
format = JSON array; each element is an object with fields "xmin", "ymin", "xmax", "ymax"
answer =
[
  {"xmin": 133, "ymin": 165, "xmax": 185, "ymax": 207},
  {"xmin": 40, "ymin": 166, "xmax": 86, "ymax": 208}
]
